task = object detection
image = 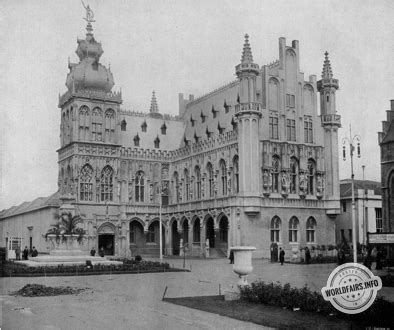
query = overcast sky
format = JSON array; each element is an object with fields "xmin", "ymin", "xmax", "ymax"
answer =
[{"xmin": 1, "ymin": 0, "xmax": 393, "ymax": 209}]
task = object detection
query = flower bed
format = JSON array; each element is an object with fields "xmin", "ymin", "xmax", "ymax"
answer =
[
  {"xmin": 239, "ymin": 281, "xmax": 394, "ymax": 327},
  {"xmin": 1, "ymin": 258, "xmax": 183, "ymax": 277}
]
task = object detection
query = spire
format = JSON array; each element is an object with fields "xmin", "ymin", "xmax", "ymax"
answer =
[
  {"xmin": 82, "ymin": 1, "xmax": 95, "ymax": 38},
  {"xmin": 241, "ymin": 34, "xmax": 254, "ymax": 64},
  {"xmin": 150, "ymin": 91, "xmax": 159, "ymax": 113},
  {"xmin": 322, "ymin": 51, "xmax": 333, "ymax": 79}
]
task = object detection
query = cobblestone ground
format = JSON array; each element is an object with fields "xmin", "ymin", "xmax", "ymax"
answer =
[{"xmin": 1, "ymin": 258, "xmax": 393, "ymax": 330}]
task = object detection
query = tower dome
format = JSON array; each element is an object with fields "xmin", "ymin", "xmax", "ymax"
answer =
[{"xmin": 65, "ymin": 8, "xmax": 114, "ymax": 93}]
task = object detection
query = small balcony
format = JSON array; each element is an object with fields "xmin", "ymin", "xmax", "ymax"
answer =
[
  {"xmin": 321, "ymin": 114, "xmax": 341, "ymax": 127},
  {"xmin": 234, "ymin": 102, "xmax": 262, "ymax": 116}
]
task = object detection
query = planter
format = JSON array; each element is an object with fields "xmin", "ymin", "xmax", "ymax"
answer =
[{"xmin": 231, "ymin": 246, "xmax": 256, "ymax": 286}]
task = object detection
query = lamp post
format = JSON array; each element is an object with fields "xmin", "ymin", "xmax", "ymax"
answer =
[
  {"xmin": 342, "ymin": 125, "xmax": 361, "ymax": 263},
  {"xmin": 362, "ymin": 165, "xmax": 366, "ymax": 246}
]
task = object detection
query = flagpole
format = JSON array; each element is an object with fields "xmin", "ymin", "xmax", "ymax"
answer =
[{"xmin": 159, "ymin": 184, "xmax": 163, "ymax": 261}]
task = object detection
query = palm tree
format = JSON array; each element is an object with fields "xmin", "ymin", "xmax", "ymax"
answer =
[{"xmin": 45, "ymin": 211, "xmax": 86, "ymax": 242}]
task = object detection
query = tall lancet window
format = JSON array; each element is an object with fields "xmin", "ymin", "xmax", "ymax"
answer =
[
  {"xmin": 233, "ymin": 156, "xmax": 239, "ymax": 194},
  {"xmin": 100, "ymin": 165, "xmax": 114, "ymax": 202},
  {"xmin": 79, "ymin": 106, "xmax": 90, "ymax": 140},
  {"xmin": 272, "ymin": 156, "xmax": 280, "ymax": 193},
  {"xmin": 195, "ymin": 166, "xmax": 201, "ymax": 199},
  {"xmin": 184, "ymin": 169, "xmax": 190, "ymax": 201},
  {"xmin": 290, "ymin": 157, "xmax": 298, "ymax": 194},
  {"xmin": 92, "ymin": 107, "xmax": 103, "ymax": 141},
  {"xmin": 105, "ymin": 109, "xmax": 115, "ymax": 143},
  {"xmin": 220, "ymin": 160, "xmax": 227, "ymax": 195},
  {"xmin": 80, "ymin": 164, "xmax": 94, "ymax": 201},
  {"xmin": 135, "ymin": 171, "xmax": 145, "ymax": 202},
  {"xmin": 207, "ymin": 163, "xmax": 214, "ymax": 197}
]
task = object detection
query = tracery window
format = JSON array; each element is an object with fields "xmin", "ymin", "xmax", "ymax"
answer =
[
  {"xmin": 290, "ymin": 157, "xmax": 298, "ymax": 194},
  {"xmin": 195, "ymin": 166, "xmax": 201, "ymax": 199},
  {"xmin": 270, "ymin": 216, "xmax": 281, "ymax": 243},
  {"xmin": 146, "ymin": 222, "xmax": 158, "ymax": 243},
  {"xmin": 272, "ymin": 156, "xmax": 280, "ymax": 193},
  {"xmin": 289, "ymin": 217, "xmax": 299, "ymax": 243},
  {"xmin": 207, "ymin": 163, "xmax": 214, "ymax": 197},
  {"xmin": 233, "ymin": 156, "xmax": 239, "ymax": 194},
  {"xmin": 104, "ymin": 109, "xmax": 115, "ymax": 143},
  {"xmin": 92, "ymin": 107, "xmax": 103, "ymax": 141},
  {"xmin": 100, "ymin": 165, "xmax": 114, "ymax": 202},
  {"xmin": 307, "ymin": 159, "xmax": 316, "ymax": 195},
  {"xmin": 184, "ymin": 169, "xmax": 190, "ymax": 201},
  {"xmin": 220, "ymin": 160, "xmax": 227, "ymax": 196},
  {"xmin": 135, "ymin": 171, "xmax": 145, "ymax": 202},
  {"xmin": 79, "ymin": 106, "xmax": 90, "ymax": 140},
  {"xmin": 286, "ymin": 119, "xmax": 296, "ymax": 141},
  {"xmin": 306, "ymin": 217, "xmax": 316, "ymax": 243},
  {"xmin": 173, "ymin": 172, "xmax": 179, "ymax": 203},
  {"xmin": 79, "ymin": 164, "xmax": 94, "ymax": 201}
]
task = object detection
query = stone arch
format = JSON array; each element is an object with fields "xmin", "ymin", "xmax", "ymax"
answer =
[
  {"xmin": 180, "ymin": 216, "xmax": 189, "ymax": 244},
  {"xmin": 129, "ymin": 218, "xmax": 145, "ymax": 254},
  {"xmin": 192, "ymin": 216, "xmax": 201, "ymax": 244},
  {"xmin": 204, "ymin": 214, "xmax": 215, "ymax": 248},
  {"xmin": 170, "ymin": 217, "xmax": 180, "ymax": 255},
  {"xmin": 97, "ymin": 222, "xmax": 117, "ymax": 256},
  {"xmin": 217, "ymin": 213, "xmax": 229, "ymax": 249}
]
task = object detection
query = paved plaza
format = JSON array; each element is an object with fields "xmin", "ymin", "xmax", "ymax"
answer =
[{"xmin": 1, "ymin": 258, "xmax": 393, "ymax": 329}]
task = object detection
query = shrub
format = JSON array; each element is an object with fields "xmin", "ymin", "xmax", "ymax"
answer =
[{"xmin": 135, "ymin": 255, "xmax": 142, "ymax": 262}]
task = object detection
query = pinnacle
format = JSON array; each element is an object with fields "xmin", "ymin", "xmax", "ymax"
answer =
[
  {"xmin": 241, "ymin": 34, "xmax": 254, "ymax": 64},
  {"xmin": 322, "ymin": 51, "xmax": 333, "ymax": 79},
  {"xmin": 150, "ymin": 90, "xmax": 159, "ymax": 113}
]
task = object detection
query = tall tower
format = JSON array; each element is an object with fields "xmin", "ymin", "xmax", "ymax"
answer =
[
  {"xmin": 317, "ymin": 52, "xmax": 341, "ymax": 204},
  {"xmin": 234, "ymin": 35, "xmax": 261, "ymax": 198}
]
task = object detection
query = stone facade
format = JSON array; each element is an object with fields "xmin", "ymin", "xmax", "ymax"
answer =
[{"xmin": 1, "ymin": 16, "xmax": 342, "ymax": 259}]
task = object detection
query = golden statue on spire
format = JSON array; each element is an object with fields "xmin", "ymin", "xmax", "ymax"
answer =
[{"xmin": 81, "ymin": 0, "xmax": 95, "ymax": 23}]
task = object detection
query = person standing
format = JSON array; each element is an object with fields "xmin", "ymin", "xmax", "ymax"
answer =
[
  {"xmin": 31, "ymin": 247, "xmax": 38, "ymax": 257},
  {"xmin": 229, "ymin": 249, "xmax": 234, "ymax": 264},
  {"xmin": 90, "ymin": 247, "xmax": 96, "ymax": 256},
  {"xmin": 279, "ymin": 248, "xmax": 285, "ymax": 265},
  {"xmin": 305, "ymin": 247, "xmax": 311, "ymax": 264},
  {"xmin": 15, "ymin": 247, "xmax": 21, "ymax": 260},
  {"xmin": 22, "ymin": 246, "xmax": 29, "ymax": 260}
]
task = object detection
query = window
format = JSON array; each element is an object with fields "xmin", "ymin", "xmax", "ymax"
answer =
[
  {"xmin": 206, "ymin": 127, "xmax": 212, "ymax": 139},
  {"xmin": 375, "ymin": 208, "xmax": 383, "ymax": 232},
  {"xmin": 79, "ymin": 164, "xmax": 94, "ymax": 201},
  {"xmin": 141, "ymin": 121, "xmax": 147, "ymax": 132},
  {"xmin": 218, "ymin": 122, "xmax": 225, "ymax": 134},
  {"xmin": 272, "ymin": 156, "xmax": 280, "ymax": 193},
  {"xmin": 306, "ymin": 217, "xmax": 316, "ymax": 243},
  {"xmin": 191, "ymin": 116, "xmax": 195, "ymax": 127},
  {"xmin": 286, "ymin": 119, "xmax": 296, "ymax": 141},
  {"xmin": 195, "ymin": 166, "xmax": 201, "ymax": 199},
  {"xmin": 290, "ymin": 157, "xmax": 298, "ymax": 194},
  {"xmin": 79, "ymin": 106, "xmax": 90, "ymax": 140},
  {"xmin": 233, "ymin": 156, "xmax": 239, "ymax": 193},
  {"xmin": 269, "ymin": 115, "xmax": 279, "ymax": 139},
  {"xmin": 121, "ymin": 119, "xmax": 127, "ymax": 131},
  {"xmin": 212, "ymin": 105, "xmax": 218, "ymax": 118},
  {"xmin": 224, "ymin": 100, "xmax": 230, "ymax": 113},
  {"xmin": 270, "ymin": 216, "xmax": 281, "ymax": 243},
  {"xmin": 173, "ymin": 172, "xmax": 179, "ymax": 204},
  {"xmin": 194, "ymin": 132, "xmax": 199, "ymax": 144},
  {"xmin": 289, "ymin": 217, "xmax": 299, "ymax": 243},
  {"xmin": 342, "ymin": 202, "xmax": 347, "ymax": 212},
  {"xmin": 104, "ymin": 109, "xmax": 115, "ymax": 143},
  {"xmin": 220, "ymin": 160, "xmax": 227, "ymax": 196},
  {"xmin": 154, "ymin": 136, "xmax": 160, "ymax": 149},
  {"xmin": 307, "ymin": 159, "xmax": 315, "ymax": 195},
  {"xmin": 161, "ymin": 123, "xmax": 167, "ymax": 135},
  {"xmin": 201, "ymin": 111, "xmax": 206, "ymax": 123},
  {"xmin": 193, "ymin": 219, "xmax": 201, "ymax": 243},
  {"xmin": 100, "ymin": 166, "xmax": 114, "ymax": 202},
  {"xmin": 135, "ymin": 171, "xmax": 145, "ymax": 202},
  {"xmin": 146, "ymin": 222, "xmax": 158, "ymax": 243},
  {"xmin": 304, "ymin": 118, "xmax": 313, "ymax": 143},
  {"xmin": 231, "ymin": 117, "xmax": 237, "ymax": 131},
  {"xmin": 92, "ymin": 108, "xmax": 103, "ymax": 141},
  {"xmin": 207, "ymin": 163, "xmax": 214, "ymax": 197},
  {"xmin": 286, "ymin": 94, "xmax": 295, "ymax": 108},
  {"xmin": 134, "ymin": 134, "xmax": 140, "ymax": 147},
  {"xmin": 184, "ymin": 169, "xmax": 190, "ymax": 201},
  {"xmin": 129, "ymin": 222, "xmax": 142, "ymax": 244}
]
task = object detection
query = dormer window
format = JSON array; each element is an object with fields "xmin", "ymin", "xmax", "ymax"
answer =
[
  {"xmin": 141, "ymin": 121, "xmax": 147, "ymax": 132},
  {"xmin": 154, "ymin": 136, "xmax": 160, "ymax": 148},
  {"xmin": 218, "ymin": 122, "xmax": 225, "ymax": 134},
  {"xmin": 212, "ymin": 105, "xmax": 218, "ymax": 118},
  {"xmin": 206, "ymin": 127, "xmax": 212, "ymax": 139},
  {"xmin": 121, "ymin": 119, "xmax": 127, "ymax": 131},
  {"xmin": 184, "ymin": 135, "xmax": 189, "ymax": 146},
  {"xmin": 161, "ymin": 123, "xmax": 167, "ymax": 135},
  {"xmin": 134, "ymin": 134, "xmax": 140, "ymax": 147},
  {"xmin": 201, "ymin": 111, "xmax": 206, "ymax": 123},
  {"xmin": 231, "ymin": 117, "xmax": 237, "ymax": 131},
  {"xmin": 191, "ymin": 116, "xmax": 195, "ymax": 127},
  {"xmin": 224, "ymin": 100, "xmax": 230, "ymax": 113},
  {"xmin": 194, "ymin": 132, "xmax": 200, "ymax": 144}
]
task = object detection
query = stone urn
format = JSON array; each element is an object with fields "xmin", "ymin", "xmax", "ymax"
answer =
[{"xmin": 231, "ymin": 246, "xmax": 256, "ymax": 286}]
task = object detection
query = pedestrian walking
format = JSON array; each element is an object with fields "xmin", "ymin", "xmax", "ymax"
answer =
[
  {"xmin": 279, "ymin": 248, "xmax": 285, "ymax": 265},
  {"xmin": 229, "ymin": 249, "xmax": 234, "ymax": 264}
]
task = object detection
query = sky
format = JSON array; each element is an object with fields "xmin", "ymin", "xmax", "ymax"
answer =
[{"xmin": 1, "ymin": 0, "xmax": 394, "ymax": 209}]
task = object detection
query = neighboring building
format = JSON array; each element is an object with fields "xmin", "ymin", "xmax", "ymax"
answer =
[
  {"xmin": 379, "ymin": 100, "xmax": 394, "ymax": 233},
  {"xmin": 337, "ymin": 180, "xmax": 382, "ymax": 246},
  {"xmin": 0, "ymin": 10, "xmax": 342, "ymax": 259}
]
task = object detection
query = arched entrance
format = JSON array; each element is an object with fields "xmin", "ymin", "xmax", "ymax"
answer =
[
  {"xmin": 182, "ymin": 220, "xmax": 189, "ymax": 244},
  {"xmin": 129, "ymin": 220, "xmax": 144, "ymax": 256},
  {"xmin": 147, "ymin": 220, "xmax": 166, "ymax": 257},
  {"xmin": 171, "ymin": 220, "xmax": 180, "ymax": 256},
  {"xmin": 98, "ymin": 234, "xmax": 114, "ymax": 256},
  {"xmin": 205, "ymin": 217, "xmax": 215, "ymax": 248},
  {"xmin": 218, "ymin": 216, "xmax": 228, "ymax": 250}
]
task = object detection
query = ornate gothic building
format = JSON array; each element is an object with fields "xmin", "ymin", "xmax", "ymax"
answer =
[{"xmin": 1, "ymin": 13, "xmax": 342, "ymax": 259}]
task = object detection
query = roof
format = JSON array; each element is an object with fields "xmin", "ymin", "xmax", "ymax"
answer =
[
  {"xmin": 381, "ymin": 120, "xmax": 394, "ymax": 144},
  {"xmin": 0, "ymin": 192, "xmax": 60, "ymax": 219},
  {"xmin": 340, "ymin": 180, "xmax": 381, "ymax": 197}
]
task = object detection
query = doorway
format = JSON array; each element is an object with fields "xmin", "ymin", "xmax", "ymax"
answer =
[
  {"xmin": 98, "ymin": 234, "xmax": 115, "ymax": 255},
  {"xmin": 206, "ymin": 217, "xmax": 215, "ymax": 248}
]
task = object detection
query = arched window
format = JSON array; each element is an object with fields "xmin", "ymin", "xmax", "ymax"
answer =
[
  {"xmin": 290, "ymin": 157, "xmax": 298, "ymax": 194},
  {"xmin": 289, "ymin": 217, "xmax": 299, "ymax": 243},
  {"xmin": 184, "ymin": 169, "xmax": 190, "ymax": 201},
  {"xmin": 104, "ymin": 109, "xmax": 115, "ymax": 143},
  {"xmin": 134, "ymin": 134, "xmax": 140, "ymax": 147},
  {"xmin": 147, "ymin": 222, "xmax": 158, "ymax": 243},
  {"xmin": 207, "ymin": 163, "xmax": 214, "ymax": 197},
  {"xmin": 66, "ymin": 110, "xmax": 70, "ymax": 143},
  {"xmin": 220, "ymin": 160, "xmax": 227, "ymax": 195},
  {"xmin": 195, "ymin": 166, "xmax": 201, "ymax": 199},
  {"xmin": 161, "ymin": 123, "xmax": 167, "ymax": 135},
  {"xmin": 233, "ymin": 156, "xmax": 239, "ymax": 194},
  {"xmin": 62, "ymin": 112, "xmax": 66, "ymax": 145},
  {"xmin": 307, "ymin": 159, "xmax": 315, "ymax": 195},
  {"xmin": 79, "ymin": 106, "xmax": 90, "ymax": 140},
  {"xmin": 100, "ymin": 166, "xmax": 114, "ymax": 202},
  {"xmin": 272, "ymin": 156, "xmax": 280, "ymax": 193},
  {"xmin": 121, "ymin": 119, "xmax": 127, "ymax": 131},
  {"xmin": 306, "ymin": 217, "xmax": 317, "ymax": 243},
  {"xmin": 92, "ymin": 107, "xmax": 103, "ymax": 141},
  {"xmin": 79, "ymin": 164, "xmax": 94, "ymax": 201},
  {"xmin": 173, "ymin": 172, "xmax": 179, "ymax": 203},
  {"xmin": 270, "ymin": 216, "xmax": 281, "ymax": 243},
  {"xmin": 154, "ymin": 136, "xmax": 160, "ymax": 149},
  {"xmin": 135, "ymin": 171, "xmax": 145, "ymax": 202}
]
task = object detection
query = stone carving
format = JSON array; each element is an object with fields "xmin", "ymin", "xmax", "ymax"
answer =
[
  {"xmin": 316, "ymin": 174, "xmax": 324, "ymax": 199},
  {"xmin": 262, "ymin": 168, "xmax": 272, "ymax": 197},
  {"xmin": 281, "ymin": 171, "xmax": 290, "ymax": 196},
  {"xmin": 299, "ymin": 172, "xmax": 308, "ymax": 198}
]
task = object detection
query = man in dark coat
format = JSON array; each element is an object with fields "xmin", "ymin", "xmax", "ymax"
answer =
[
  {"xmin": 279, "ymin": 248, "xmax": 285, "ymax": 265},
  {"xmin": 31, "ymin": 247, "xmax": 38, "ymax": 257},
  {"xmin": 229, "ymin": 249, "xmax": 234, "ymax": 264},
  {"xmin": 22, "ymin": 246, "xmax": 29, "ymax": 260}
]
